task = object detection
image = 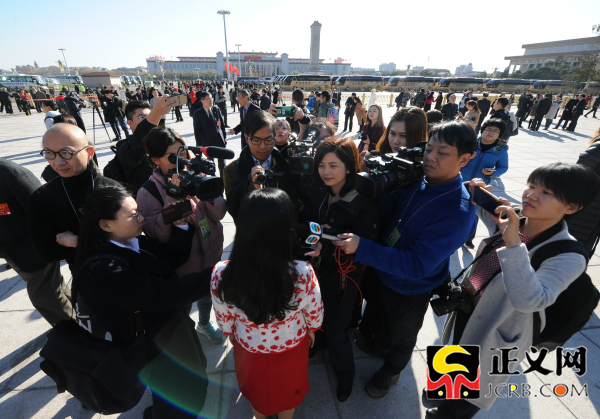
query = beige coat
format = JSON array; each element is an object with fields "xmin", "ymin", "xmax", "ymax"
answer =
[{"xmin": 355, "ymin": 102, "xmax": 367, "ymax": 125}]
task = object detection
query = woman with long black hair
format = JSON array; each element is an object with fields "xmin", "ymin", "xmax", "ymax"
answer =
[
  {"xmin": 74, "ymin": 185, "xmax": 211, "ymax": 419},
  {"xmin": 212, "ymin": 188, "xmax": 323, "ymax": 419},
  {"xmin": 299, "ymin": 137, "xmax": 379, "ymax": 402}
]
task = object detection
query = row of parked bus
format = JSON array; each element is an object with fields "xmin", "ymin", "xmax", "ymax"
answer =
[{"xmin": 268, "ymin": 74, "xmax": 600, "ymax": 95}]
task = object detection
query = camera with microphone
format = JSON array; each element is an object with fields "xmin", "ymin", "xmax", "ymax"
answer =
[
  {"xmin": 356, "ymin": 142, "xmax": 428, "ymax": 199},
  {"xmin": 166, "ymin": 146, "xmax": 233, "ymax": 201},
  {"xmin": 287, "ymin": 127, "xmax": 321, "ymax": 175}
]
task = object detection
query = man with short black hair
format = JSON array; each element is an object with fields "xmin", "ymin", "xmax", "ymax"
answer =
[
  {"xmin": 566, "ymin": 94, "xmax": 588, "ymax": 132},
  {"xmin": 490, "ymin": 97, "xmax": 513, "ymax": 142},
  {"xmin": 334, "ymin": 122, "xmax": 478, "ymax": 400},
  {"xmin": 194, "ymin": 91, "xmax": 227, "ymax": 176},
  {"xmin": 260, "ymin": 88, "xmax": 272, "ymax": 111},
  {"xmin": 475, "ymin": 92, "xmax": 491, "ymax": 134},
  {"xmin": 214, "ymin": 86, "xmax": 229, "ymax": 127},
  {"xmin": 229, "ymin": 89, "xmax": 260, "ymax": 139},
  {"xmin": 531, "ymin": 93, "xmax": 553, "ymax": 131},
  {"xmin": 413, "ymin": 88, "xmax": 427, "ymax": 108},
  {"xmin": 101, "ymin": 89, "xmax": 130, "ymax": 140},
  {"xmin": 343, "ymin": 93, "xmax": 356, "ymax": 131},
  {"xmin": 440, "ymin": 94, "xmax": 458, "ymax": 120}
]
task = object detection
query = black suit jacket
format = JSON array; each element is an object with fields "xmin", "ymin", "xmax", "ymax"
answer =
[
  {"xmin": 233, "ymin": 103, "xmax": 260, "ymax": 136},
  {"xmin": 535, "ymin": 98, "xmax": 552, "ymax": 117},
  {"xmin": 573, "ymin": 99, "xmax": 587, "ymax": 116},
  {"xmin": 260, "ymin": 94, "xmax": 271, "ymax": 111},
  {"xmin": 477, "ymin": 98, "xmax": 491, "ymax": 116},
  {"xmin": 193, "ymin": 106, "xmax": 226, "ymax": 148}
]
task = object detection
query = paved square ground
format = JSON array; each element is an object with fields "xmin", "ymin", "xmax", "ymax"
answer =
[{"xmin": 1, "ymin": 97, "xmax": 599, "ymax": 418}]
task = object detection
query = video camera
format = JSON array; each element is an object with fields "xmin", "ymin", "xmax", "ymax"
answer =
[
  {"xmin": 355, "ymin": 141, "xmax": 428, "ymax": 199},
  {"xmin": 429, "ymin": 280, "xmax": 474, "ymax": 317},
  {"xmin": 166, "ymin": 146, "xmax": 231, "ymax": 201},
  {"xmin": 287, "ymin": 126, "xmax": 321, "ymax": 175}
]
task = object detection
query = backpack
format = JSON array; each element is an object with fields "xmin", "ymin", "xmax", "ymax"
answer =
[
  {"xmin": 39, "ymin": 255, "xmax": 149, "ymax": 414},
  {"xmin": 530, "ymin": 240, "xmax": 599, "ymax": 351},
  {"xmin": 103, "ymin": 140, "xmax": 130, "ymax": 187}
]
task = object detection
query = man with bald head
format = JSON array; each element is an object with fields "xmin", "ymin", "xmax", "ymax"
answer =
[{"xmin": 28, "ymin": 124, "xmax": 119, "ymax": 274}]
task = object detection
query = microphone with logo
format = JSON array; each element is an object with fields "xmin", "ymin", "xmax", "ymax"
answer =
[{"xmin": 296, "ymin": 222, "xmax": 341, "ymax": 247}]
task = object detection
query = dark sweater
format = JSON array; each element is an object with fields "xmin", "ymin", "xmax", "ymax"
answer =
[
  {"xmin": 28, "ymin": 167, "xmax": 120, "ymax": 271},
  {"xmin": 355, "ymin": 175, "xmax": 476, "ymax": 295},
  {"xmin": 115, "ymin": 118, "xmax": 155, "ymax": 194},
  {"xmin": 0, "ymin": 159, "xmax": 47, "ymax": 272}
]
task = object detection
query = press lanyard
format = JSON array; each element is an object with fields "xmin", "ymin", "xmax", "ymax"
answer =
[
  {"xmin": 386, "ymin": 184, "xmax": 462, "ymax": 247},
  {"xmin": 61, "ymin": 173, "xmax": 94, "ymax": 222}
]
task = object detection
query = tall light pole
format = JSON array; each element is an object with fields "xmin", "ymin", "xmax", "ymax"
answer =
[
  {"xmin": 235, "ymin": 44, "xmax": 242, "ymax": 77},
  {"xmin": 59, "ymin": 49, "xmax": 70, "ymax": 75},
  {"xmin": 217, "ymin": 10, "xmax": 231, "ymax": 82}
]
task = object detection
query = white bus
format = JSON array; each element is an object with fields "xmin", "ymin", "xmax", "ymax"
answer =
[
  {"xmin": 0, "ymin": 74, "xmax": 48, "ymax": 90},
  {"xmin": 54, "ymin": 75, "xmax": 84, "ymax": 86}
]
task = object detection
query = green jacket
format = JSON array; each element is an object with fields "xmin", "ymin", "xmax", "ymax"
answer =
[{"xmin": 318, "ymin": 100, "xmax": 335, "ymax": 118}]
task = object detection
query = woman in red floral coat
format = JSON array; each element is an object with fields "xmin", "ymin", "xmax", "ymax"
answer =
[{"xmin": 211, "ymin": 188, "xmax": 324, "ymax": 419}]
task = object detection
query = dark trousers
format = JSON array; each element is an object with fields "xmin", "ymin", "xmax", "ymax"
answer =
[
  {"xmin": 174, "ymin": 106, "xmax": 183, "ymax": 121},
  {"xmin": 1, "ymin": 100, "xmax": 12, "ymax": 113},
  {"xmin": 312, "ymin": 266, "xmax": 360, "ymax": 384},
  {"xmin": 475, "ymin": 114, "xmax": 486, "ymax": 135},
  {"xmin": 231, "ymin": 101, "xmax": 238, "ymax": 112},
  {"xmin": 35, "ymin": 100, "xmax": 43, "ymax": 112},
  {"xmin": 22, "ymin": 102, "xmax": 31, "ymax": 115},
  {"xmin": 531, "ymin": 114, "xmax": 544, "ymax": 131},
  {"xmin": 344, "ymin": 113, "xmax": 354, "ymax": 131},
  {"xmin": 567, "ymin": 114, "xmax": 582, "ymax": 131},
  {"xmin": 585, "ymin": 107, "xmax": 598, "ymax": 117},
  {"xmin": 217, "ymin": 102, "xmax": 227, "ymax": 126},
  {"xmin": 544, "ymin": 119, "xmax": 553, "ymax": 129},
  {"xmin": 435, "ymin": 399, "xmax": 481, "ymax": 419},
  {"xmin": 424, "ymin": 103, "xmax": 432, "ymax": 112},
  {"xmin": 380, "ymin": 284, "xmax": 431, "ymax": 376},
  {"xmin": 555, "ymin": 115, "xmax": 570, "ymax": 129},
  {"xmin": 15, "ymin": 100, "xmax": 23, "ymax": 112},
  {"xmin": 0, "ymin": 251, "xmax": 74, "ymax": 326}
]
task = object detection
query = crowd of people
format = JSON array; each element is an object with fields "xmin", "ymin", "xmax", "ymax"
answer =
[{"xmin": 2, "ymin": 76, "xmax": 600, "ymax": 419}]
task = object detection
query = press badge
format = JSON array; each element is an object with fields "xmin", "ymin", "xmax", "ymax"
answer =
[
  {"xmin": 386, "ymin": 228, "xmax": 401, "ymax": 248},
  {"xmin": 0, "ymin": 204, "xmax": 10, "ymax": 216},
  {"xmin": 198, "ymin": 217, "xmax": 211, "ymax": 239}
]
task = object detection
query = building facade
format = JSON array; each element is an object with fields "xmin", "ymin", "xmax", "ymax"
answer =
[
  {"xmin": 504, "ymin": 36, "xmax": 600, "ymax": 74},
  {"xmin": 379, "ymin": 62, "xmax": 396, "ymax": 72},
  {"xmin": 147, "ymin": 52, "xmax": 351, "ymax": 77}
]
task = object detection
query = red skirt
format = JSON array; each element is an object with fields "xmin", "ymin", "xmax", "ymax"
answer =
[{"xmin": 233, "ymin": 335, "xmax": 310, "ymax": 415}]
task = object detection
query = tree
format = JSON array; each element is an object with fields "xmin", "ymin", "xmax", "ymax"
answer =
[
  {"xmin": 501, "ymin": 66, "xmax": 510, "ymax": 78},
  {"xmin": 420, "ymin": 70, "xmax": 433, "ymax": 77}
]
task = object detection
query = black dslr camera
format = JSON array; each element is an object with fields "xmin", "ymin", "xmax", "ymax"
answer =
[
  {"xmin": 287, "ymin": 127, "xmax": 321, "ymax": 175},
  {"xmin": 166, "ymin": 148, "xmax": 224, "ymax": 201},
  {"xmin": 430, "ymin": 280, "xmax": 474, "ymax": 317},
  {"xmin": 355, "ymin": 141, "xmax": 428, "ymax": 199},
  {"xmin": 255, "ymin": 170, "xmax": 284, "ymax": 185}
]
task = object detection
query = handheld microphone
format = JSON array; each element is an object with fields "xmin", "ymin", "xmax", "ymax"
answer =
[
  {"xmin": 296, "ymin": 222, "xmax": 340, "ymax": 245},
  {"xmin": 185, "ymin": 146, "xmax": 235, "ymax": 160}
]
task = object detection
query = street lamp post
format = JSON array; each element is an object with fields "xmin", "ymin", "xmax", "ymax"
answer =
[
  {"xmin": 235, "ymin": 44, "xmax": 242, "ymax": 77},
  {"xmin": 59, "ymin": 49, "xmax": 70, "ymax": 75},
  {"xmin": 217, "ymin": 10, "xmax": 231, "ymax": 82}
]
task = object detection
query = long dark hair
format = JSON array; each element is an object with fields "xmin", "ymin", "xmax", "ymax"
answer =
[
  {"xmin": 218, "ymin": 188, "xmax": 299, "ymax": 325},
  {"xmin": 377, "ymin": 107, "xmax": 428, "ymax": 154},
  {"xmin": 144, "ymin": 127, "xmax": 187, "ymax": 168},
  {"xmin": 314, "ymin": 137, "xmax": 360, "ymax": 197},
  {"xmin": 73, "ymin": 186, "xmax": 131, "ymax": 299}
]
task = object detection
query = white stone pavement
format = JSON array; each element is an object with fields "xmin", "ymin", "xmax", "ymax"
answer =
[{"xmin": 0, "ymin": 99, "xmax": 600, "ymax": 419}]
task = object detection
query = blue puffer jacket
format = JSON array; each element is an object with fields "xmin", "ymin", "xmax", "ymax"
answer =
[{"xmin": 460, "ymin": 137, "xmax": 509, "ymax": 184}]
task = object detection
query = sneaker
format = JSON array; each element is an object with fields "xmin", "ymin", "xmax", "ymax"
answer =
[
  {"xmin": 196, "ymin": 321, "xmax": 225, "ymax": 343},
  {"xmin": 365, "ymin": 370, "xmax": 399, "ymax": 398}
]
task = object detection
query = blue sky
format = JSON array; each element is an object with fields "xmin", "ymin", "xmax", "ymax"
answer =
[{"xmin": 1, "ymin": 0, "xmax": 599, "ymax": 74}]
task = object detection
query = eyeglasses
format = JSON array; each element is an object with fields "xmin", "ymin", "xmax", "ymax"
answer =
[
  {"xmin": 249, "ymin": 136, "xmax": 275, "ymax": 145},
  {"xmin": 40, "ymin": 146, "xmax": 89, "ymax": 160},
  {"xmin": 483, "ymin": 128, "xmax": 501, "ymax": 135}
]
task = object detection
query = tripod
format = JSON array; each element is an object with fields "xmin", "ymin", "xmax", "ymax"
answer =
[{"xmin": 90, "ymin": 99, "xmax": 112, "ymax": 142}]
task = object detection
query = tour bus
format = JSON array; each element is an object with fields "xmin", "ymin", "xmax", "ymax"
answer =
[
  {"xmin": 282, "ymin": 74, "xmax": 332, "ymax": 91},
  {"xmin": 238, "ymin": 76, "xmax": 261, "ymax": 85},
  {"xmin": 0, "ymin": 74, "xmax": 48, "ymax": 90},
  {"xmin": 387, "ymin": 76, "xmax": 439, "ymax": 92},
  {"xmin": 438, "ymin": 77, "xmax": 488, "ymax": 92},
  {"xmin": 531, "ymin": 80, "xmax": 563, "ymax": 93},
  {"xmin": 44, "ymin": 77, "xmax": 61, "ymax": 89},
  {"xmin": 486, "ymin": 79, "xmax": 535, "ymax": 93},
  {"xmin": 334, "ymin": 75, "xmax": 384, "ymax": 91},
  {"xmin": 54, "ymin": 75, "xmax": 84, "ymax": 86}
]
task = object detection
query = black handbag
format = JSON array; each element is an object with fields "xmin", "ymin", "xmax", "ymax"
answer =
[{"xmin": 39, "ymin": 255, "xmax": 150, "ymax": 415}]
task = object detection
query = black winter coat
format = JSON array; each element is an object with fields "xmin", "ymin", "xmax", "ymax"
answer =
[
  {"xmin": 535, "ymin": 97, "xmax": 552, "ymax": 117},
  {"xmin": 299, "ymin": 185, "xmax": 379, "ymax": 307},
  {"xmin": 566, "ymin": 140, "xmax": 600, "ymax": 256},
  {"xmin": 115, "ymin": 119, "xmax": 155, "ymax": 195}
]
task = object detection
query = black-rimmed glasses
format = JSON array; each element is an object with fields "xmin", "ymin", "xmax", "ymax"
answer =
[{"xmin": 40, "ymin": 146, "xmax": 89, "ymax": 160}]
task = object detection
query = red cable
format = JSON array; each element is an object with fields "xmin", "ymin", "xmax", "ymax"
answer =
[{"xmin": 333, "ymin": 247, "xmax": 363, "ymax": 308}]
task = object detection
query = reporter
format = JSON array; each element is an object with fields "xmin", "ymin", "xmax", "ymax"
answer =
[
  {"xmin": 429, "ymin": 163, "xmax": 600, "ymax": 418},
  {"xmin": 212, "ymin": 188, "xmax": 323, "ymax": 419},
  {"xmin": 285, "ymin": 89, "xmax": 311, "ymax": 135},
  {"xmin": 74, "ymin": 186, "xmax": 211, "ymax": 419},
  {"xmin": 274, "ymin": 119, "xmax": 292, "ymax": 156},
  {"xmin": 376, "ymin": 107, "xmax": 427, "ymax": 154},
  {"xmin": 358, "ymin": 104, "xmax": 386, "ymax": 153},
  {"xmin": 335, "ymin": 121, "xmax": 477, "ymax": 399},
  {"xmin": 223, "ymin": 111, "xmax": 291, "ymax": 221},
  {"xmin": 299, "ymin": 137, "xmax": 379, "ymax": 402},
  {"xmin": 136, "ymin": 127, "xmax": 227, "ymax": 343},
  {"xmin": 460, "ymin": 118, "xmax": 509, "ymax": 184}
]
